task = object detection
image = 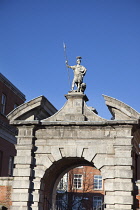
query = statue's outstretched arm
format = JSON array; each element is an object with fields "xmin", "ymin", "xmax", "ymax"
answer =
[{"xmin": 66, "ymin": 63, "xmax": 75, "ymax": 70}]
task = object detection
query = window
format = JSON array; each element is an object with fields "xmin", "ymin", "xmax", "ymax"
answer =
[
  {"xmin": 93, "ymin": 196, "xmax": 103, "ymax": 210},
  {"xmin": 57, "ymin": 174, "xmax": 68, "ymax": 191},
  {"xmin": 8, "ymin": 156, "xmax": 14, "ymax": 176},
  {"xmin": 73, "ymin": 174, "xmax": 83, "ymax": 189},
  {"xmin": 94, "ymin": 175, "xmax": 102, "ymax": 190},
  {"xmin": 56, "ymin": 193, "xmax": 67, "ymax": 209},
  {"xmin": 1, "ymin": 93, "xmax": 6, "ymax": 115},
  {"xmin": 73, "ymin": 196, "xmax": 83, "ymax": 210}
]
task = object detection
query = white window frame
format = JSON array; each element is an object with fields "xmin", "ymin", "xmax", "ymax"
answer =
[
  {"xmin": 94, "ymin": 175, "xmax": 102, "ymax": 190},
  {"xmin": 1, "ymin": 93, "xmax": 6, "ymax": 115},
  {"xmin": 56, "ymin": 193, "xmax": 68, "ymax": 209},
  {"xmin": 73, "ymin": 174, "xmax": 83, "ymax": 189},
  {"xmin": 93, "ymin": 196, "xmax": 103, "ymax": 210}
]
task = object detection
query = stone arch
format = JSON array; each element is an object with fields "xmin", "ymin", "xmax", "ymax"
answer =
[
  {"xmin": 38, "ymin": 156, "xmax": 103, "ymax": 210},
  {"xmin": 34, "ymin": 140, "xmax": 114, "ymax": 209}
]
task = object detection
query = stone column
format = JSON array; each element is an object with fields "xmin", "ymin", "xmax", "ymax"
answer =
[
  {"xmin": 104, "ymin": 130, "xmax": 133, "ymax": 210},
  {"xmin": 11, "ymin": 125, "xmax": 35, "ymax": 210}
]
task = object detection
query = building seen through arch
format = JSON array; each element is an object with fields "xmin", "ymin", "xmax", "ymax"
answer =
[{"xmin": 56, "ymin": 166, "xmax": 104, "ymax": 210}]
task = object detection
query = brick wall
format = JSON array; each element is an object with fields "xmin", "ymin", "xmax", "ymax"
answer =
[{"xmin": 0, "ymin": 178, "xmax": 13, "ymax": 209}]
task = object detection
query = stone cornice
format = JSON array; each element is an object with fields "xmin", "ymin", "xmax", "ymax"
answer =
[
  {"xmin": 7, "ymin": 96, "xmax": 57, "ymax": 122},
  {"xmin": 10, "ymin": 119, "xmax": 139, "ymax": 126},
  {"xmin": 103, "ymin": 95, "xmax": 140, "ymax": 120}
]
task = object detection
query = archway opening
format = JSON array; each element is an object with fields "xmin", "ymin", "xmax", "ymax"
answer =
[
  {"xmin": 56, "ymin": 166, "xmax": 104, "ymax": 210},
  {"xmin": 41, "ymin": 157, "xmax": 104, "ymax": 210}
]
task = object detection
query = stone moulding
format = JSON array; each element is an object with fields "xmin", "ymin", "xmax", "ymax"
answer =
[
  {"xmin": 7, "ymin": 96, "xmax": 57, "ymax": 122},
  {"xmin": 7, "ymin": 93, "xmax": 140, "ymax": 124},
  {"xmin": 103, "ymin": 94, "xmax": 140, "ymax": 120}
]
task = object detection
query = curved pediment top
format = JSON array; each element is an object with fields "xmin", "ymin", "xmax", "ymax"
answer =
[
  {"xmin": 7, "ymin": 96, "xmax": 57, "ymax": 123},
  {"xmin": 103, "ymin": 95, "xmax": 140, "ymax": 120},
  {"xmin": 7, "ymin": 93, "xmax": 140, "ymax": 124}
]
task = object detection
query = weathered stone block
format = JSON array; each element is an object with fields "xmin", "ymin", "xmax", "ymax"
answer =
[
  {"xmin": 104, "ymin": 195, "xmax": 115, "ymax": 204},
  {"xmin": 32, "ymin": 191, "xmax": 40, "ymax": 202},
  {"xmin": 16, "ymin": 145, "xmax": 33, "ymax": 150},
  {"xmin": 114, "ymin": 195, "xmax": 133, "ymax": 204},
  {"xmin": 114, "ymin": 182, "xmax": 133, "ymax": 191},
  {"xmin": 12, "ymin": 189, "xmax": 29, "ymax": 193},
  {"xmin": 114, "ymin": 191, "xmax": 131, "ymax": 196},
  {"xmin": 34, "ymin": 181, "xmax": 41, "ymax": 189},
  {"xmin": 17, "ymin": 149, "xmax": 32, "ymax": 156},
  {"xmin": 13, "ymin": 168, "xmax": 31, "ymax": 177},
  {"xmin": 101, "ymin": 166, "xmax": 115, "ymax": 179},
  {"xmin": 115, "ymin": 169, "xmax": 132, "ymax": 178},
  {"xmin": 115, "ymin": 204, "xmax": 132, "ymax": 209},
  {"xmin": 35, "ymin": 154, "xmax": 52, "ymax": 168},
  {"xmin": 35, "ymin": 145, "xmax": 51, "ymax": 153},
  {"xmin": 82, "ymin": 148, "xmax": 96, "ymax": 162},
  {"xmin": 104, "ymin": 181, "xmax": 114, "ymax": 191},
  {"xmin": 11, "ymin": 206, "xmax": 28, "ymax": 210},
  {"xmin": 14, "ymin": 156, "xmax": 33, "ymax": 164},
  {"xmin": 104, "ymin": 179, "xmax": 133, "ymax": 191},
  {"xmin": 51, "ymin": 146, "xmax": 62, "ymax": 161},
  {"xmin": 12, "ymin": 180, "xmax": 30, "ymax": 188},
  {"xmin": 114, "ymin": 137, "xmax": 132, "ymax": 146},
  {"xmin": 17, "ymin": 137, "xmax": 33, "ymax": 145},
  {"xmin": 34, "ymin": 168, "xmax": 46, "ymax": 178},
  {"xmin": 115, "ymin": 157, "xmax": 132, "ymax": 165},
  {"xmin": 64, "ymin": 146, "xmax": 77, "ymax": 157},
  {"xmin": 12, "ymin": 193, "xmax": 29, "ymax": 201},
  {"xmin": 76, "ymin": 146, "xmax": 84, "ymax": 157},
  {"xmin": 93, "ymin": 154, "xmax": 114, "ymax": 169},
  {"xmin": 115, "ymin": 150, "xmax": 132, "ymax": 157}
]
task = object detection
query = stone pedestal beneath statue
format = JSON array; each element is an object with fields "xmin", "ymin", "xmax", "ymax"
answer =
[{"xmin": 64, "ymin": 92, "xmax": 88, "ymax": 121}]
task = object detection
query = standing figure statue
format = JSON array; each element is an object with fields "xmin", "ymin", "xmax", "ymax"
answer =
[{"xmin": 66, "ymin": 56, "xmax": 87, "ymax": 92}]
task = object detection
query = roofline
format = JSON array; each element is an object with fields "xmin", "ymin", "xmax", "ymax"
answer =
[{"xmin": 0, "ymin": 73, "xmax": 26, "ymax": 101}]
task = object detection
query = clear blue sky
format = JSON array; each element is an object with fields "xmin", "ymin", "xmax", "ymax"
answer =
[{"xmin": 0, "ymin": 0, "xmax": 140, "ymax": 119}]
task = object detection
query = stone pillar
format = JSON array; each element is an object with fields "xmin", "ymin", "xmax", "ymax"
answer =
[
  {"xmin": 104, "ymin": 132, "xmax": 133, "ymax": 210},
  {"xmin": 32, "ymin": 139, "xmax": 54, "ymax": 210},
  {"xmin": 11, "ymin": 126, "xmax": 35, "ymax": 210}
]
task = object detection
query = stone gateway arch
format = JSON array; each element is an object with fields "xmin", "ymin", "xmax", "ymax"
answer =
[{"xmin": 8, "ymin": 92, "xmax": 140, "ymax": 210}]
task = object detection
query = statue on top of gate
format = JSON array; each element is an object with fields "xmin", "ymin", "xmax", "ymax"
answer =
[{"xmin": 65, "ymin": 56, "xmax": 87, "ymax": 93}]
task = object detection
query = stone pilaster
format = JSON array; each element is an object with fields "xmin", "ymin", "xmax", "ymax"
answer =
[
  {"xmin": 104, "ymin": 132, "xmax": 133, "ymax": 210},
  {"xmin": 11, "ymin": 126, "xmax": 35, "ymax": 210}
]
